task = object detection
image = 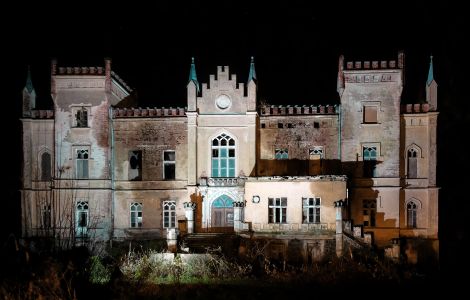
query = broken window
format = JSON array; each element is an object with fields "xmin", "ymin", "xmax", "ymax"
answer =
[
  {"xmin": 128, "ymin": 150, "xmax": 142, "ymax": 181},
  {"xmin": 313, "ymin": 122, "xmax": 320, "ymax": 129},
  {"xmin": 275, "ymin": 148, "xmax": 288, "ymax": 160},
  {"xmin": 76, "ymin": 201, "xmax": 88, "ymax": 237},
  {"xmin": 163, "ymin": 150, "xmax": 176, "ymax": 180},
  {"xmin": 75, "ymin": 107, "xmax": 88, "ymax": 127},
  {"xmin": 363, "ymin": 106, "xmax": 378, "ymax": 123},
  {"xmin": 302, "ymin": 197, "xmax": 321, "ymax": 223},
  {"xmin": 362, "ymin": 199, "xmax": 376, "ymax": 227},
  {"xmin": 268, "ymin": 197, "xmax": 287, "ymax": 223},
  {"xmin": 76, "ymin": 149, "xmax": 89, "ymax": 179},
  {"xmin": 407, "ymin": 201, "xmax": 417, "ymax": 228},
  {"xmin": 130, "ymin": 202, "xmax": 142, "ymax": 228},
  {"xmin": 163, "ymin": 201, "xmax": 176, "ymax": 228},
  {"xmin": 363, "ymin": 146, "xmax": 377, "ymax": 177},
  {"xmin": 41, "ymin": 152, "xmax": 52, "ymax": 181},
  {"xmin": 407, "ymin": 148, "xmax": 418, "ymax": 178},
  {"xmin": 211, "ymin": 134, "xmax": 236, "ymax": 177}
]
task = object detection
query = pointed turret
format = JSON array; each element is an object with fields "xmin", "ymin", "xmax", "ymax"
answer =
[
  {"xmin": 425, "ymin": 56, "xmax": 438, "ymax": 110},
  {"xmin": 22, "ymin": 66, "xmax": 36, "ymax": 117},
  {"xmin": 187, "ymin": 57, "xmax": 199, "ymax": 111},
  {"xmin": 247, "ymin": 56, "xmax": 257, "ymax": 83},
  {"xmin": 188, "ymin": 57, "xmax": 200, "ymax": 93},
  {"xmin": 247, "ymin": 56, "xmax": 257, "ymax": 111}
]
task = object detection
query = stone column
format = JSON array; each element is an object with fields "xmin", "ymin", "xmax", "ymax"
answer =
[
  {"xmin": 233, "ymin": 201, "xmax": 245, "ymax": 232},
  {"xmin": 334, "ymin": 200, "xmax": 345, "ymax": 257},
  {"xmin": 184, "ymin": 202, "xmax": 197, "ymax": 234}
]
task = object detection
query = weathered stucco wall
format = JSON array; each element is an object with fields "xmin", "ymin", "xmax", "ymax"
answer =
[{"xmin": 244, "ymin": 177, "xmax": 346, "ymax": 232}]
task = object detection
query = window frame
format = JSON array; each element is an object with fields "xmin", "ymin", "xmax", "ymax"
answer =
[
  {"xmin": 302, "ymin": 197, "xmax": 321, "ymax": 223},
  {"xmin": 71, "ymin": 105, "xmax": 91, "ymax": 128},
  {"xmin": 130, "ymin": 202, "xmax": 143, "ymax": 228},
  {"xmin": 211, "ymin": 134, "xmax": 236, "ymax": 178},
  {"xmin": 40, "ymin": 151, "xmax": 52, "ymax": 181},
  {"xmin": 75, "ymin": 200, "xmax": 89, "ymax": 237},
  {"xmin": 75, "ymin": 148, "xmax": 90, "ymax": 179},
  {"xmin": 407, "ymin": 201, "xmax": 418, "ymax": 228},
  {"xmin": 163, "ymin": 150, "xmax": 176, "ymax": 180},
  {"xmin": 275, "ymin": 148, "xmax": 289, "ymax": 160},
  {"xmin": 268, "ymin": 197, "xmax": 287, "ymax": 224},
  {"xmin": 128, "ymin": 150, "xmax": 142, "ymax": 181},
  {"xmin": 163, "ymin": 201, "xmax": 176, "ymax": 228}
]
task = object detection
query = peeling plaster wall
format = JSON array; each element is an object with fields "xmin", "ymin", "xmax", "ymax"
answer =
[
  {"xmin": 113, "ymin": 118, "xmax": 188, "ymax": 181},
  {"xmin": 258, "ymin": 115, "xmax": 339, "ymax": 176}
]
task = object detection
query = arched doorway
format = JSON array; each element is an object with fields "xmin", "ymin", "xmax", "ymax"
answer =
[{"xmin": 211, "ymin": 195, "xmax": 234, "ymax": 231}]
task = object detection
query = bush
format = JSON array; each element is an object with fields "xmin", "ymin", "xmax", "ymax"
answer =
[{"xmin": 89, "ymin": 256, "xmax": 111, "ymax": 285}]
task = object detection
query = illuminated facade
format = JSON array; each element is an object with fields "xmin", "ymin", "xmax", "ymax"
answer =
[{"xmin": 20, "ymin": 53, "xmax": 439, "ymax": 263}]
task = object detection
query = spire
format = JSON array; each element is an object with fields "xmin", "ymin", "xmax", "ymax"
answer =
[
  {"xmin": 188, "ymin": 57, "xmax": 200, "ymax": 93},
  {"xmin": 25, "ymin": 66, "xmax": 34, "ymax": 93},
  {"xmin": 247, "ymin": 56, "xmax": 257, "ymax": 82},
  {"xmin": 426, "ymin": 55, "xmax": 434, "ymax": 86}
]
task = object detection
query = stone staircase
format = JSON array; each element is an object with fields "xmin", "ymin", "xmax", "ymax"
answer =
[{"xmin": 180, "ymin": 233, "xmax": 240, "ymax": 256}]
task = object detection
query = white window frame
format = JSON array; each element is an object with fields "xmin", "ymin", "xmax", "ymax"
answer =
[
  {"xmin": 130, "ymin": 202, "xmax": 143, "ymax": 228},
  {"xmin": 302, "ymin": 197, "xmax": 321, "ymax": 223},
  {"xmin": 75, "ymin": 148, "xmax": 90, "ymax": 179},
  {"xmin": 268, "ymin": 197, "xmax": 287, "ymax": 223},
  {"xmin": 211, "ymin": 134, "xmax": 236, "ymax": 177},
  {"xmin": 163, "ymin": 201, "xmax": 176, "ymax": 228},
  {"xmin": 76, "ymin": 200, "xmax": 89, "ymax": 237}
]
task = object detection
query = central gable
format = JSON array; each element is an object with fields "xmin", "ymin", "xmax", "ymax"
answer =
[{"xmin": 197, "ymin": 66, "xmax": 247, "ymax": 114}]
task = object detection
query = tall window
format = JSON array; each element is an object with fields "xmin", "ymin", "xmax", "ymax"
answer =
[
  {"xmin": 75, "ymin": 107, "xmax": 88, "ymax": 127},
  {"xmin": 129, "ymin": 150, "xmax": 142, "ymax": 181},
  {"xmin": 76, "ymin": 149, "xmax": 89, "ymax": 179},
  {"xmin": 268, "ymin": 197, "xmax": 287, "ymax": 223},
  {"xmin": 363, "ymin": 146, "xmax": 377, "ymax": 177},
  {"xmin": 362, "ymin": 199, "xmax": 376, "ymax": 227},
  {"xmin": 302, "ymin": 197, "xmax": 320, "ymax": 223},
  {"xmin": 211, "ymin": 134, "xmax": 235, "ymax": 177},
  {"xmin": 130, "ymin": 202, "xmax": 142, "ymax": 228},
  {"xmin": 163, "ymin": 201, "xmax": 176, "ymax": 228},
  {"xmin": 41, "ymin": 152, "xmax": 52, "ymax": 181},
  {"xmin": 363, "ymin": 106, "xmax": 378, "ymax": 123},
  {"xmin": 407, "ymin": 148, "xmax": 418, "ymax": 178},
  {"xmin": 42, "ymin": 204, "xmax": 51, "ymax": 229},
  {"xmin": 407, "ymin": 201, "xmax": 417, "ymax": 228},
  {"xmin": 76, "ymin": 201, "xmax": 88, "ymax": 237},
  {"xmin": 163, "ymin": 150, "xmax": 176, "ymax": 180},
  {"xmin": 275, "ymin": 148, "xmax": 288, "ymax": 160}
]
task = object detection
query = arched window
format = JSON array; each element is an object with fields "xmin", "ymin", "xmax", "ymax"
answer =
[
  {"xmin": 211, "ymin": 134, "xmax": 235, "ymax": 177},
  {"xmin": 407, "ymin": 201, "xmax": 418, "ymax": 228},
  {"xmin": 407, "ymin": 148, "xmax": 418, "ymax": 178},
  {"xmin": 41, "ymin": 152, "xmax": 52, "ymax": 181},
  {"xmin": 130, "ymin": 202, "xmax": 143, "ymax": 228}
]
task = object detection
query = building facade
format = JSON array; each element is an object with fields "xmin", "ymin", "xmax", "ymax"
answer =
[{"xmin": 20, "ymin": 53, "xmax": 439, "ymax": 263}]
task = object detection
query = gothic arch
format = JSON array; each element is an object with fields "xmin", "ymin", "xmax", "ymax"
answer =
[
  {"xmin": 405, "ymin": 197, "xmax": 422, "ymax": 209},
  {"xmin": 405, "ymin": 143, "xmax": 423, "ymax": 159},
  {"xmin": 37, "ymin": 147, "xmax": 53, "ymax": 181},
  {"xmin": 209, "ymin": 130, "xmax": 239, "ymax": 178}
]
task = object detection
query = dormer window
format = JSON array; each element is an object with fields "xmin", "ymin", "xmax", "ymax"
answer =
[{"xmin": 76, "ymin": 107, "xmax": 88, "ymax": 127}]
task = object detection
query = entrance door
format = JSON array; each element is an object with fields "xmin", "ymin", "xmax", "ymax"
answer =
[{"xmin": 211, "ymin": 195, "xmax": 234, "ymax": 229}]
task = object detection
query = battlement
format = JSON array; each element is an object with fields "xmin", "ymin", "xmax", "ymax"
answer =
[
  {"xmin": 57, "ymin": 66, "xmax": 105, "ymax": 75},
  {"xmin": 259, "ymin": 104, "xmax": 339, "ymax": 116},
  {"xmin": 342, "ymin": 51, "xmax": 405, "ymax": 71},
  {"xmin": 400, "ymin": 103, "xmax": 435, "ymax": 114},
  {"xmin": 30, "ymin": 110, "xmax": 54, "ymax": 119},
  {"xmin": 113, "ymin": 107, "xmax": 186, "ymax": 118}
]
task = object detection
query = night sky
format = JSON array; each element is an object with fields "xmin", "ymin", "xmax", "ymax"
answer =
[{"xmin": 3, "ymin": 0, "xmax": 468, "ymax": 280}]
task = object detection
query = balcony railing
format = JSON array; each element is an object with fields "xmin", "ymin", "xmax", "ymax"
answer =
[{"xmin": 201, "ymin": 177, "xmax": 246, "ymax": 187}]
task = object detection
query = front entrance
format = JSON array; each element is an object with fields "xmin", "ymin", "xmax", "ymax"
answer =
[{"xmin": 211, "ymin": 195, "xmax": 234, "ymax": 229}]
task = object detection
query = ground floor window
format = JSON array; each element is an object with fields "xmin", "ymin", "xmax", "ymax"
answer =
[
  {"xmin": 130, "ymin": 202, "xmax": 143, "ymax": 228},
  {"xmin": 302, "ymin": 197, "xmax": 320, "ymax": 223},
  {"xmin": 163, "ymin": 201, "xmax": 176, "ymax": 228},
  {"xmin": 268, "ymin": 197, "xmax": 287, "ymax": 223}
]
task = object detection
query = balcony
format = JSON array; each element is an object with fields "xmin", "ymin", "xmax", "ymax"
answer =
[{"xmin": 200, "ymin": 177, "xmax": 246, "ymax": 187}]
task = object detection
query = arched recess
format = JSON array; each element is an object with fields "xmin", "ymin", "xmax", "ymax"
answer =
[
  {"xmin": 405, "ymin": 197, "xmax": 422, "ymax": 228},
  {"xmin": 211, "ymin": 195, "xmax": 234, "ymax": 228},
  {"xmin": 38, "ymin": 147, "xmax": 53, "ymax": 181},
  {"xmin": 405, "ymin": 143, "xmax": 422, "ymax": 179}
]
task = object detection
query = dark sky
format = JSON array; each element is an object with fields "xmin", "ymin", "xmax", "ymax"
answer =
[{"xmin": 3, "ymin": 0, "xmax": 469, "ymax": 276}]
